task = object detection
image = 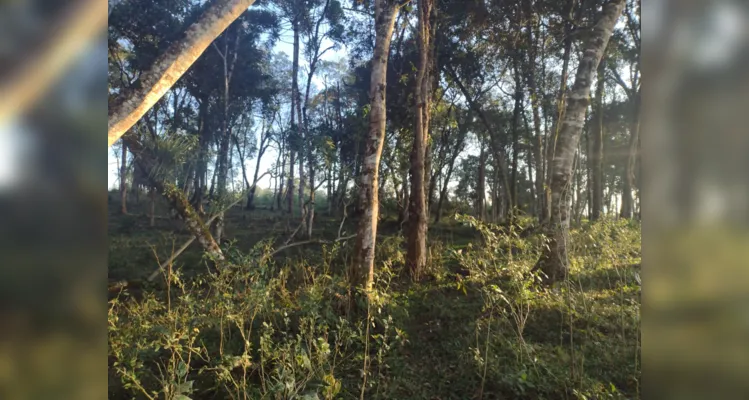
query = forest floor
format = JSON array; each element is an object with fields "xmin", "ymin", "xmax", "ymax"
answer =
[{"xmin": 108, "ymin": 195, "xmax": 641, "ymax": 400}]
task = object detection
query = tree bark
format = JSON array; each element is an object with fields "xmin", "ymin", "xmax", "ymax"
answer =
[
  {"xmin": 510, "ymin": 56, "xmax": 523, "ymax": 218},
  {"xmin": 192, "ymin": 99, "xmax": 209, "ymax": 213},
  {"xmin": 352, "ymin": 0, "xmax": 400, "ymax": 293},
  {"xmin": 119, "ymin": 140, "xmax": 128, "ymax": 214},
  {"xmin": 543, "ymin": 0, "xmax": 576, "ymax": 223},
  {"xmin": 287, "ymin": 15, "xmax": 300, "ymax": 215},
  {"xmin": 534, "ymin": 0, "xmax": 625, "ymax": 284},
  {"xmin": 213, "ymin": 34, "xmax": 240, "ymax": 244},
  {"xmin": 591, "ymin": 60, "xmax": 605, "ymax": 220},
  {"xmin": 108, "ymin": 0, "xmax": 257, "ymax": 147},
  {"xmin": 406, "ymin": 0, "xmax": 434, "ymax": 281},
  {"xmin": 522, "ymin": 0, "xmax": 546, "ymax": 221},
  {"xmin": 620, "ymin": 89, "xmax": 640, "ymax": 219},
  {"xmin": 1, "ymin": 0, "xmax": 106, "ymax": 127},
  {"xmin": 123, "ymin": 132, "xmax": 224, "ymax": 261},
  {"xmin": 477, "ymin": 145, "xmax": 486, "ymax": 221},
  {"xmin": 149, "ymin": 189, "xmax": 156, "ymax": 227}
]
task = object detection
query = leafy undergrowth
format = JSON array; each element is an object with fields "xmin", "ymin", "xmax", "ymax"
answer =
[{"xmin": 108, "ymin": 212, "xmax": 640, "ymax": 400}]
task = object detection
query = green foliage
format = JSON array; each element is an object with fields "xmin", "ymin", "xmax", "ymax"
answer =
[
  {"xmin": 109, "ymin": 238, "xmax": 405, "ymax": 399},
  {"xmin": 446, "ymin": 216, "xmax": 641, "ymax": 399},
  {"xmin": 109, "ymin": 204, "xmax": 640, "ymax": 399}
]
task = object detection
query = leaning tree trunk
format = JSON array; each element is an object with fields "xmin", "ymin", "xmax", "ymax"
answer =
[
  {"xmin": 406, "ymin": 0, "xmax": 434, "ymax": 281},
  {"xmin": 534, "ymin": 0, "xmax": 625, "ymax": 284},
  {"xmin": 108, "ymin": 0, "xmax": 256, "ymax": 147},
  {"xmin": 352, "ymin": 0, "xmax": 400, "ymax": 293},
  {"xmin": 123, "ymin": 132, "xmax": 224, "ymax": 261},
  {"xmin": 620, "ymin": 89, "xmax": 640, "ymax": 218},
  {"xmin": 591, "ymin": 60, "xmax": 605, "ymax": 221}
]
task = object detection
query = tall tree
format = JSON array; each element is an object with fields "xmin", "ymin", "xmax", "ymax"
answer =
[
  {"xmin": 542, "ymin": 0, "xmax": 578, "ymax": 223},
  {"xmin": 108, "ymin": 0, "xmax": 258, "ymax": 147},
  {"xmin": 590, "ymin": 60, "xmax": 605, "ymax": 220},
  {"xmin": 620, "ymin": 88, "xmax": 640, "ymax": 218},
  {"xmin": 521, "ymin": 0, "xmax": 546, "ymax": 221},
  {"xmin": 534, "ymin": 0, "xmax": 626, "ymax": 283},
  {"xmin": 406, "ymin": 0, "xmax": 435, "ymax": 281},
  {"xmin": 351, "ymin": 0, "xmax": 404, "ymax": 293}
]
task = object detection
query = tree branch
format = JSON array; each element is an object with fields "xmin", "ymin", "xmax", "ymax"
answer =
[
  {"xmin": 270, "ymin": 234, "xmax": 356, "ymax": 257},
  {"xmin": 146, "ymin": 193, "xmax": 245, "ymax": 282}
]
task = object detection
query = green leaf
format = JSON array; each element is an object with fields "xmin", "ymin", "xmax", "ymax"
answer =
[
  {"xmin": 177, "ymin": 361, "xmax": 188, "ymax": 378},
  {"xmin": 175, "ymin": 380, "xmax": 193, "ymax": 394},
  {"xmin": 300, "ymin": 392, "xmax": 320, "ymax": 400}
]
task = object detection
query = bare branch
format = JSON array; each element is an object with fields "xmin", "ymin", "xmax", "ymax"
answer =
[{"xmin": 270, "ymin": 234, "xmax": 356, "ymax": 257}]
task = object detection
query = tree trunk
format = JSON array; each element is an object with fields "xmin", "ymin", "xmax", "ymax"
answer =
[
  {"xmin": 543, "ymin": 0, "xmax": 576, "ymax": 223},
  {"xmin": 522, "ymin": 0, "xmax": 545, "ymax": 221},
  {"xmin": 525, "ymin": 118, "xmax": 536, "ymax": 214},
  {"xmin": 108, "ymin": 0, "xmax": 257, "ymax": 146},
  {"xmin": 307, "ymin": 160, "xmax": 316, "ymax": 238},
  {"xmin": 295, "ymin": 22, "xmax": 307, "ymax": 224},
  {"xmin": 591, "ymin": 60, "xmax": 605, "ymax": 220},
  {"xmin": 286, "ymin": 17, "xmax": 300, "ymax": 215},
  {"xmin": 510, "ymin": 56, "xmax": 522, "ymax": 218},
  {"xmin": 477, "ymin": 145, "xmax": 486, "ymax": 220},
  {"xmin": 620, "ymin": 89, "xmax": 640, "ymax": 218},
  {"xmin": 398, "ymin": 167, "xmax": 409, "ymax": 225},
  {"xmin": 534, "ymin": 0, "xmax": 625, "ymax": 284},
  {"xmin": 214, "ymin": 34, "xmax": 238, "ymax": 245},
  {"xmin": 352, "ymin": 0, "xmax": 400, "ymax": 293},
  {"xmin": 123, "ymin": 132, "xmax": 224, "ymax": 261},
  {"xmin": 434, "ymin": 124, "xmax": 466, "ymax": 223},
  {"xmin": 149, "ymin": 189, "xmax": 156, "ymax": 227},
  {"xmin": 406, "ymin": 0, "xmax": 434, "ymax": 281},
  {"xmin": 119, "ymin": 141, "xmax": 128, "ymax": 214},
  {"xmin": 192, "ymin": 99, "xmax": 209, "ymax": 213},
  {"xmin": 327, "ymin": 164, "xmax": 333, "ymax": 215}
]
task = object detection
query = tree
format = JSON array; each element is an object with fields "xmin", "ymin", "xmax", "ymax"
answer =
[
  {"xmin": 351, "ymin": 0, "xmax": 405, "ymax": 294},
  {"xmin": 406, "ymin": 0, "xmax": 435, "ymax": 281},
  {"xmin": 590, "ymin": 60, "xmax": 605, "ymax": 220},
  {"xmin": 123, "ymin": 132, "xmax": 225, "ymax": 261},
  {"xmin": 118, "ymin": 141, "xmax": 129, "ymax": 214},
  {"xmin": 534, "ymin": 0, "xmax": 626, "ymax": 284},
  {"xmin": 108, "ymin": 0, "xmax": 258, "ymax": 147}
]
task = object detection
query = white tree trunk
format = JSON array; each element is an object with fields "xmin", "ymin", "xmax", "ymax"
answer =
[
  {"xmin": 107, "ymin": 0, "xmax": 256, "ymax": 147},
  {"xmin": 535, "ymin": 0, "xmax": 625, "ymax": 283},
  {"xmin": 352, "ymin": 0, "xmax": 400, "ymax": 292}
]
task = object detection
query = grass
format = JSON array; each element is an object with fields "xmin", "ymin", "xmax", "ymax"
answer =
[{"xmin": 108, "ymin": 191, "xmax": 641, "ymax": 400}]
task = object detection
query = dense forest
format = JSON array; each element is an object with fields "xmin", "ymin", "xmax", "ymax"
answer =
[{"xmin": 108, "ymin": 0, "xmax": 641, "ymax": 398}]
